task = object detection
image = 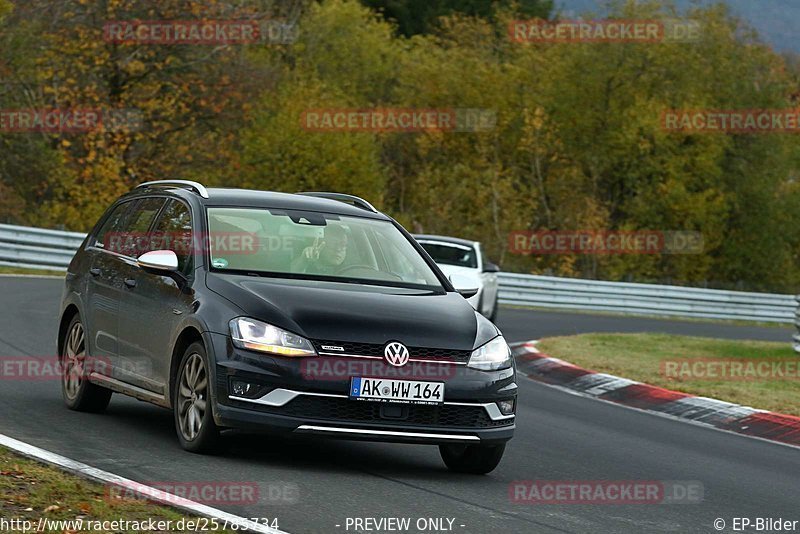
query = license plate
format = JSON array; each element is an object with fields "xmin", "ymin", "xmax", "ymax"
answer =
[{"xmin": 349, "ymin": 377, "xmax": 444, "ymax": 405}]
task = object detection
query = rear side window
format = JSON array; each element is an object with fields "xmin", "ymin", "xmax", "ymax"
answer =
[
  {"xmin": 102, "ymin": 197, "xmax": 166, "ymax": 258},
  {"xmin": 93, "ymin": 201, "xmax": 135, "ymax": 250},
  {"xmin": 150, "ymin": 200, "xmax": 193, "ymax": 273},
  {"xmin": 126, "ymin": 198, "xmax": 166, "ymax": 234}
]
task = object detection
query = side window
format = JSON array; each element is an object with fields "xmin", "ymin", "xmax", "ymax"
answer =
[
  {"xmin": 150, "ymin": 199, "xmax": 193, "ymax": 273},
  {"xmin": 94, "ymin": 201, "xmax": 135, "ymax": 249},
  {"xmin": 115, "ymin": 197, "xmax": 166, "ymax": 258}
]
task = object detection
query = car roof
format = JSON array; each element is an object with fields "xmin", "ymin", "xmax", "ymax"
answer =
[
  {"xmin": 413, "ymin": 234, "xmax": 478, "ymax": 247},
  {"xmin": 125, "ymin": 187, "xmax": 390, "ymax": 220}
]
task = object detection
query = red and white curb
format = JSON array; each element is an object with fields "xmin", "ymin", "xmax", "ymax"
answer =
[
  {"xmin": 0, "ymin": 432, "xmax": 289, "ymax": 534},
  {"xmin": 512, "ymin": 341, "xmax": 800, "ymax": 448}
]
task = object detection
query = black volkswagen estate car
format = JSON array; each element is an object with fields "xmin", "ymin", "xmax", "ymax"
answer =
[{"xmin": 58, "ymin": 181, "xmax": 516, "ymax": 473}]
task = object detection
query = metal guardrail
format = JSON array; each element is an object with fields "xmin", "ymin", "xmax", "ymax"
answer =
[
  {"xmin": 0, "ymin": 224, "xmax": 85, "ymax": 272},
  {"xmin": 498, "ymin": 273, "xmax": 796, "ymax": 323},
  {"xmin": 0, "ymin": 224, "xmax": 796, "ymax": 324}
]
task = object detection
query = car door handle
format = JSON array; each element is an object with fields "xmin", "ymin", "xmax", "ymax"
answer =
[
  {"xmin": 89, "ymin": 268, "xmax": 101, "ymax": 277},
  {"xmin": 124, "ymin": 278, "xmax": 137, "ymax": 288}
]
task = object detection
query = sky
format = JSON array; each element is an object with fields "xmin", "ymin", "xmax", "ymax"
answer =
[{"xmin": 555, "ymin": 0, "xmax": 800, "ymax": 53}]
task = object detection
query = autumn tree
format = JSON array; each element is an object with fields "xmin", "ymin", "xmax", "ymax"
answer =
[{"xmin": 1, "ymin": 0, "xmax": 799, "ymax": 292}]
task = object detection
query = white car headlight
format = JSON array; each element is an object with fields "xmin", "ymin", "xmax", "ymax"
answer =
[
  {"xmin": 468, "ymin": 336, "xmax": 512, "ymax": 371},
  {"xmin": 230, "ymin": 318, "xmax": 317, "ymax": 357}
]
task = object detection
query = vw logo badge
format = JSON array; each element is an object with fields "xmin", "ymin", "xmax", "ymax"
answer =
[{"xmin": 384, "ymin": 341, "xmax": 410, "ymax": 367}]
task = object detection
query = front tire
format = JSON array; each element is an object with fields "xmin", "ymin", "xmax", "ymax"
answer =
[
  {"xmin": 173, "ymin": 342, "xmax": 222, "ymax": 454},
  {"xmin": 60, "ymin": 315, "xmax": 112, "ymax": 413},
  {"xmin": 439, "ymin": 443, "xmax": 506, "ymax": 474}
]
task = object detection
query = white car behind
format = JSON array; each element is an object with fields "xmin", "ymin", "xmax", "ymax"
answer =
[{"xmin": 414, "ymin": 235, "xmax": 500, "ymax": 322}]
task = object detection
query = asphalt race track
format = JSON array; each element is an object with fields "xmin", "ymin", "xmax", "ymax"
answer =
[
  {"xmin": 498, "ymin": 307, "xmax": 792, "ymax": 344},
  {"xmin": 0, "ymin": 277, "xmax": 798, "ymax": 533}
]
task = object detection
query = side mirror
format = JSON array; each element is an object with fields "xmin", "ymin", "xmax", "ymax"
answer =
[
  {"xmin": 449, "ymin": 273, "xmax": 479, "ymax": 299},
  {"xmin": 138, "ymin": 250, "xmax": 179, "ymax": 272},
  {"xmin": 483, "ymin": 262, "xmax": 500, "ymax": 273}
]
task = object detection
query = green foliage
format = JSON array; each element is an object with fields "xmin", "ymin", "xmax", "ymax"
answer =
[
  {"xmin": 361, "ymin": 0, "xmax": 553, "ymax": 36},
  {"xmin": 0, "ymin": 0, "xmax": 798, "ymax": 292},
  {"xmin": 239, "ymin": 77, "xmax": 386, "ymax": 204}
]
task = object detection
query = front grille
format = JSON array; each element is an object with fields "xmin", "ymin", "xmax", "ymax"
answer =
[
  {"xmin": 238, "ymin": 395, "xmax": 512, "ymax": 428},
  {"xmin": 312, "ymin": 340, "xmax": 471, "ymax": 363}
]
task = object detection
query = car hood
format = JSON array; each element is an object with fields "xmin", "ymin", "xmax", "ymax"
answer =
[{"xmin": 206, "ymin": 273, "xmax": 498, "ymax": 351}]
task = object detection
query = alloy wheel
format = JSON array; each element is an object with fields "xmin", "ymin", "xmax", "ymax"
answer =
[
  {"xmin": 177, "ymin": 353, "xmax": 208, "ymax": 441},
  {"xmin": 63, "ymin": 321, "xmax": 86, "ymax": 400}
]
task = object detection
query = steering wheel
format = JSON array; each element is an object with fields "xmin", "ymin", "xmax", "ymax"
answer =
[{"xmin": 336, "ymin": 264, "xmax": 403, "ymax": 281}]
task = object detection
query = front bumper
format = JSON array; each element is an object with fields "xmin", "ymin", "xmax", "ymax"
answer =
[{"xmin": 206, "ymin": 333, "xmax": 517, "ymax": 445}]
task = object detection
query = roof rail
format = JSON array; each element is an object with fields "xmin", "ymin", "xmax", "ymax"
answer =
[
  {"xmin": 296, "ymin": 192, "xmax": 378, "ymax": 213},
  {"xmin": 136, "ymin": 180, "xmax": 210, "ymax": 199}
]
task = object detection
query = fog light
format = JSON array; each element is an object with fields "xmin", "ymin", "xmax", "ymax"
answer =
[
  {"xmin": 497, "ymin": 399, "xmax": 515, "ymax": 415},
  {"xmin": 231, "ymin": 380, "xmax": 258, "ymax": 398}
]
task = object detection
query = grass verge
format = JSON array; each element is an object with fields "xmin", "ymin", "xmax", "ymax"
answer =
[
  {"xmin": 0, "ymin": 266, "xmax": 64, "ymax": 277},
  {"xmin": 0, "ymin": 445, "xmax": 238, "ymax": 533},
  {"xmin": 537, "ymin": 333, "xmax": 800, "ymax": 416},
  {"xmin": 501, "ymin": 304, "xmax": 793, "ymax": 330}
]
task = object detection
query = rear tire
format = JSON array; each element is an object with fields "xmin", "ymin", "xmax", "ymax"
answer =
[
  {"xmin": 439, "ymin": 443, "xmax": 506, "ymax": 474},
  {"xmin": 173, "ymin": 342, "xmax": 222, "ymax": 454},
  {"xmin": 60, "ymin": 315, "xmax": 112, "ymax": 413}
]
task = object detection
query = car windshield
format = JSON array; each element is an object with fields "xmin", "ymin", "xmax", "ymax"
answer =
[
  {"xmin": 419, "ymin": 242, "xmax": 478, "ymax": 269},
  {"xmin": 206, "ymin": 207, "xmax": 443, "ymax": 290}
]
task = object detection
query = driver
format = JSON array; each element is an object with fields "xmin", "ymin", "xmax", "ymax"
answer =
[{"xmin": 293, "ymin": 224, "xmax": 349, "ymax": 275}]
